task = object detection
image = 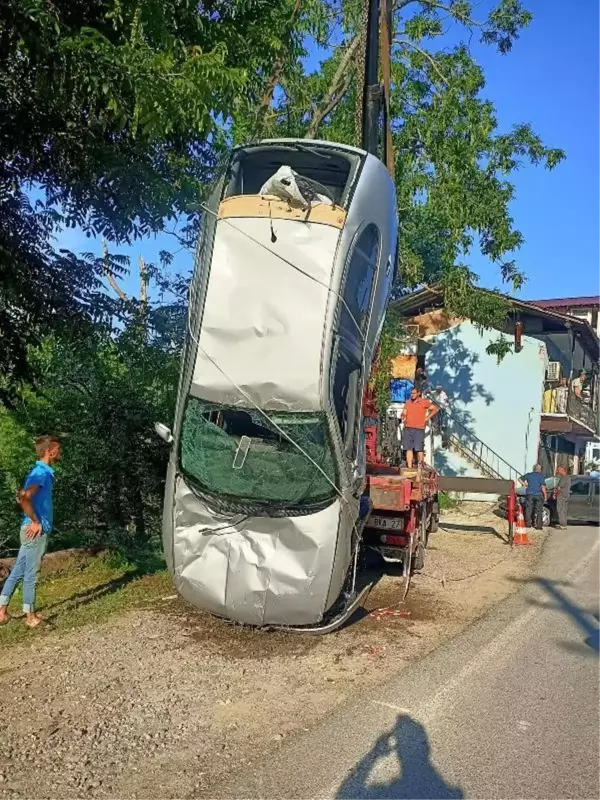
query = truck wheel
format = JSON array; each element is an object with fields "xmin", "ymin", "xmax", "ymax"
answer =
[
  {"xmin": 412, "ymin": 510, "xmax": 427, "ymax": 572},
  {"xmin": 428, "ymin": 500, "xmax": 439, "ymax": 533},
  {"xmin": 412, "ymin": 542, "xmax": 425, "ymax": 572}
]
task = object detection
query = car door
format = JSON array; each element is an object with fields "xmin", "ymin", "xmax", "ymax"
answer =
[
  {"xmin": 587, "ymin": 480, "xmax": 599, "ymax": 523},
  {"xmin": 569, "ymin": 478, "xmax": 591, "ymax": 521}
]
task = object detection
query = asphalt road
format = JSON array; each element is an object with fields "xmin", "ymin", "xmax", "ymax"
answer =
[{"xmin": 219, "ymin": 526, "xmax": 599, "ymax": 800}]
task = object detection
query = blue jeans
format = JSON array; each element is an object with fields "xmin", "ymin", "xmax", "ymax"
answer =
[{"xmin": 0, "ymin": 526, "xmax": 48, "ymax": 613}]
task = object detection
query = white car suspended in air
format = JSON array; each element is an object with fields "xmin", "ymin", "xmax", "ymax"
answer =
[{"xmin": 156, "ymin": 138, "xmax": 399, "ymax": 628}]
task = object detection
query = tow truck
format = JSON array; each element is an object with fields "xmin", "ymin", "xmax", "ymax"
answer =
[{"xmin": 360, "ymin": 385, "xmax": 439, "ymax": 599}]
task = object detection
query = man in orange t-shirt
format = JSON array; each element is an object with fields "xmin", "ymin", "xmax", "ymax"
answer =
[{"xmin": 401, "ymin": 387, "xmax": 439, "ymax": 468}]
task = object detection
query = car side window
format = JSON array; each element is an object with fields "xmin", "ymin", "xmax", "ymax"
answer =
[
  {"xmin": 570, "ymin": 480, "xmax": 589, "ymax": 496},
  {"xmin": 332, "ymin": 224, "xmax": 381, "ymax": 457},
  {"xmin": 338, "ymin": 223, "xmax": 381, "ymax": 341},
  {"xmin": 593, "ymin": 482, "xmax": 599, "ymax": 497}
]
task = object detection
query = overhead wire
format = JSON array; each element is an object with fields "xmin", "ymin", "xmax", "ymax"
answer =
[
  {"xmin": 198, "ymin": 201, "xmax": 376, "ymax": 364},
  {"xmin": 185, "ymin": 197, "xmax": 382, "ymax": 591}
]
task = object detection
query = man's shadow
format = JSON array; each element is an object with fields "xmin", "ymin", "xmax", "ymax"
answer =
[{"xmin": 336, "ymin": 714, "xmax": 463, "ymax": 799}]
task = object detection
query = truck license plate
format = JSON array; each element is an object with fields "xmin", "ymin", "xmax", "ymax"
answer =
[{"xmin": 370, "ymin": 516, "xmax": 403, "ymax": 530}]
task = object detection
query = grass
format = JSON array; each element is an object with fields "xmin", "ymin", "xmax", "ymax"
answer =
[
  {"xmin": 0, "ymin": 548, "xmax": 172, "ymax": 647},
  {"xmin": 439, "ymin": 491, "xmax": 461, "ymax": 511}
]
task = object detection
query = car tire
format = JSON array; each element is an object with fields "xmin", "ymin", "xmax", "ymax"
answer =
[{"xmin": 542, "ymin": 506, "xmax": 551, "ymax": 529}]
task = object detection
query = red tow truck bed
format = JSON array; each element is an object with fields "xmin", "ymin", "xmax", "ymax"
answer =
[{"xmin": 362, "ymin": 464, "xmax": 439, "ymax": 569}]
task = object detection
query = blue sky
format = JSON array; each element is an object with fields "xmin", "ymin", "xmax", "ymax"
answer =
[
  {"xmin": 466, "ymin": 0, "xmax": 600, "ymax": 299},
  {"xmin": 56, "ymin": 0, "xmax": 598, "ymax": 302},
  {"xmin": 464, "ymin": 0, "xmax": 599, "ymax": 300}
]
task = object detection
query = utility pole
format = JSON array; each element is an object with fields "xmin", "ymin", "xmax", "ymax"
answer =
[
  {"xmin": 380, "ymin": 0, "xmax": 395, "ymax": 174},
  {"xmin": 361, "ymin": 0, "xmax": 381, "ymax": 157}
]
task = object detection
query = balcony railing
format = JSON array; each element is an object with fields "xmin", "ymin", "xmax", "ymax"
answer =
[
  {"xmin": 542, "ymin": 382, "xmax": 598, "ymax": 434},
  {"xmin": 424, "ymin": 397, "xmax": 521, "ymax": 483},
  {"xmin": 566, "ymin": 390, "xmax": 598, "ymax": 433}
]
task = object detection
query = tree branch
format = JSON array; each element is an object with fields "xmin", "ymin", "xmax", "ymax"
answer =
[
  {"xmin": 138, "ymin": 254, "xmax": 148, "ymax": 339},
  {"xmin": 101, "ymin": 240, "xmax": 128, "ymax": 302},
  {"xmin": 305, "ymin": 34, "xmax": 362, "ymax": 139},
  {"xmin": 395, "ymin": 38, "xmax": 449, "ymax": 85},
  {"xmin": 254, "ymin": 0, "xmax": 302, "ymax": 136},
  {"xmin": 138, "ymin": 255, "xmax": 148, "ymax": 306},
  {"xmin": 306, "ymin": 72, "xmax": 354, "ymax": 139},
  {"xmin": 401, "ymin": 0, "xmax": 485, "ymax": 28}
]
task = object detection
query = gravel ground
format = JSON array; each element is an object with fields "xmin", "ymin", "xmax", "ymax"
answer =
[{"xmin": 0, "ymin": 506, "xmax": 546, "ymax": 799}]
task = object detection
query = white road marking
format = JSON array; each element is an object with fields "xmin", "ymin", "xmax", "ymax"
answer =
[
  {"xmin": 371, "ymin": 700, "xmax": 411, "ymax": 713},
  {"xmin": 382, "ymin": 537, "xmax": 600, "ymax": 726},
  {"xmin": 322, "ymin": 535, "xmax": 600, "ymax": 800}
]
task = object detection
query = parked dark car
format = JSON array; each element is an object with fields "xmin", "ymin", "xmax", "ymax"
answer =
[{"xmin": 506, "ymin": 476, "xmax": 600, "ymax": 527}]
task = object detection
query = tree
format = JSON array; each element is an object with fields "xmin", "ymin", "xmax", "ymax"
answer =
[
  {"xmin": 0, "ymin": 0, "xmax": 299, "ymax": 392},
  {"xmin": 235, "ymin": 0, "xmax": 565, "ymax": 331},
  {"xmin": 0, "ymin": 410, "xmax": 37, "ymax": 556},
  {"xmin": 2, "ymin": 249, "xmax": 185, "ymax": 550}
]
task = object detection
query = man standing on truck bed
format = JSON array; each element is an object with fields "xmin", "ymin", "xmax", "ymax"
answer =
[
  {"xmin": 401, "ymin": 387, "xmax": 438, "ymax": 469},
  {"xmin": 519, "ymin": 463, "xmax": 547, "ymax": 531}
]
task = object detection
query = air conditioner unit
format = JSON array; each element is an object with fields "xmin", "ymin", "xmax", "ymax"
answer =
[{"xmin": 546, "ymin": 361, "xmax": 562, "ymax": 381}]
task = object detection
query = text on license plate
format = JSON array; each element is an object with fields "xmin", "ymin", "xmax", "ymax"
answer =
[{"xmin": 370, "ymin": 516, "xmax": 403, "ymax": 530}]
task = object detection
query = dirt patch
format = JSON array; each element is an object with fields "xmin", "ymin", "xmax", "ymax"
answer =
[
  {"xmin": 164, "ymin": 604, "xmax": 322, "ymax": 660},
  {"xmin": 0, "ymin": 510, "xmax": 546, "ymax": 800}
]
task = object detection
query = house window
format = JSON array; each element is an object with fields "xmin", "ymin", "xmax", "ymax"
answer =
[{"xmin": 332, "ymin": 224, "xmax": 381, "ymax": 455}]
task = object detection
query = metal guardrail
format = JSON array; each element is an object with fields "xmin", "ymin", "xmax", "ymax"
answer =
[
  {"xmin": 447, "ymin": 434, "xmax": 504, "ymax": 481},
  {"xmin": 446, "ymin": 430, "xmax": 521, "ymax": 485},
  {"xmin": 425, "ymin": 395, "xmax": 521, "ymax": 484},
  {"xmin": 438, "ymin": 475, "xmax": 515, "ymax": 495}
]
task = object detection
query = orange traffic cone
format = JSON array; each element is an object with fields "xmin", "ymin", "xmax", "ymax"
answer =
[{"xmin": 513, "ymin": 504, "xmax": 534, "ymax": 546}]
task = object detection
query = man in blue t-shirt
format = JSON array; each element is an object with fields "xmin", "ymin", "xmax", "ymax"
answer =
[
  {"xmin": 0, "ymin": 435, "xmax": 61, "ymax": 628},
  {"xmin": 519, "ymin": 464, "xmax": 547, "ymax": 531}
]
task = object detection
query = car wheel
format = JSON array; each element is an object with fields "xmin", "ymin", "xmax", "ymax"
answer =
[{"xmin": 542, "ymin": 506, "xmax": 551, "ymax": 528}]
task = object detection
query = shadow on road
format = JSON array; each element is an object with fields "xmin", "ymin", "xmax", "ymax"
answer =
[
  {"xmin": 439, "ymin": 521, "xmax": 507, "ymax": 544},
  {"xmin": 335, "ymin": 714, "xmax": 463, "ymax": 799},
  {"xmin": 511, "ymin": 575, "xmax": 599, "ymax": 655},
  {"xmin": 536, "ymin": 577, "xmax": 599, "ymax": 654}
]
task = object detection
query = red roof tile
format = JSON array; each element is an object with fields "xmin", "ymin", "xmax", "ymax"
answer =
[{"xmin": 530, "ymin": 296, "xmax": 599, "ymax": 309}]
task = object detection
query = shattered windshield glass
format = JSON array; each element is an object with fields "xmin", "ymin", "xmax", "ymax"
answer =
[{"xmin": 180, "ymin": 398, "xmax": 338, "ymax": 507}]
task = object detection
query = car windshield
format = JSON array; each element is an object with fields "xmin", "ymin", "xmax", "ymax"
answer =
[{"xmin": 180, "ymin": 398, "xmax": 338, "ymax": 507}]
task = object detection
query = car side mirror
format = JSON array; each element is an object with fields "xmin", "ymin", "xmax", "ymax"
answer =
[{"xmin": 154, "ymin": 422, "xmax": 173, "ymax": 445}]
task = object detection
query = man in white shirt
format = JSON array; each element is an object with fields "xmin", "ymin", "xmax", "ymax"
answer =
[
  {"xmin": 571, "ymin": 371, "xmax": 586, "ymax": 398},
  {"xmin": 432, "ymin": 386, "xmax": 449, "ymax": 411},
  {"xmin": 431, "ymin": 386, "xmax": 450, "ymax": 441}
]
